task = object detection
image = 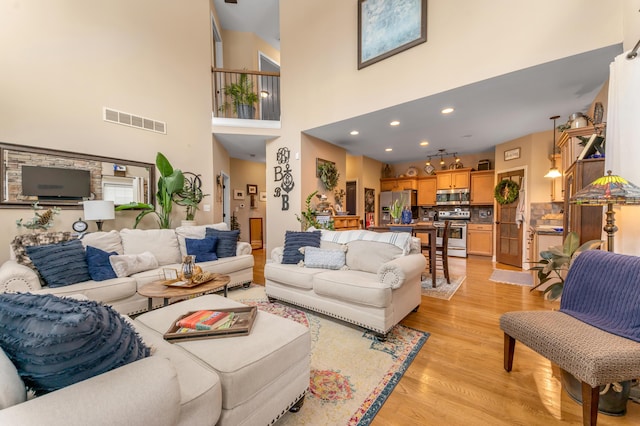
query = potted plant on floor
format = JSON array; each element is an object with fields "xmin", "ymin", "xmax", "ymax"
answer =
[
  {"xmin": 222, "ymin": 73, "xmax": 259, "ymax": 119},
  {"xmin": 115, "ymin": 152, "xmax": 184, "ymax": 229},
  {"xmin": 175, "ymin": 172, "xmax": 209, "ymax": 226}
]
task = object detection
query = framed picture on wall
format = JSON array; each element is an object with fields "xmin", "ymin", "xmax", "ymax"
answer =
[
  {"xmin": 247, "ymin": 184, "xmax": 258, "ymax": 195},
  {"xmin": 504, "ymin": 147, "xmax": 520, "ymax": 161},
  {"xmin": 364, "ymin": 188, "xmax": 375, "ymax": 213},
  {"xmin": 259, "ymin": 191, "xmax": 267, "ymax": 202},
  {"xmin": 358, "ymin": 0, "xmax": 428, "ymax": 69},
  {"xmin": 233, "ymin": 189, "xmax": 245, "ymax": 200}
]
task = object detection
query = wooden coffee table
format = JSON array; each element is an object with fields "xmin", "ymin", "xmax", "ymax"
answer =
[{"xmin": 138, "ymin": 274, "xmax": 231, "ymax": 311}]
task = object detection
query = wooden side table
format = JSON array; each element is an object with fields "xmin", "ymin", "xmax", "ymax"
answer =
[{"xmin": 138, "ymin": 274, "xmax": 231, "ymax": 311}]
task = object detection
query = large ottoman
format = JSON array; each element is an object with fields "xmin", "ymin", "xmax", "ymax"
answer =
[{"xmin": 135, "ymin": 294, "xmax": 310, "ymax": 426}]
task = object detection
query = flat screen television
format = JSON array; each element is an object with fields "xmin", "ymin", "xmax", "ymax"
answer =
[{"xmin": 21, "ymin": 166, "xmax": 91, "ymax": 200}]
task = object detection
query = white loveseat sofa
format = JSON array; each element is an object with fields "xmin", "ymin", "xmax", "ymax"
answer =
[
  {"xmin": 264, "ymin": 229, "xmax": 426, "ymax": 337},
  {"xmin": 0, "ymin": 223, "xmax": 253, "ymax": 315},
  {"xmin": 0, "ymin": 294, "xmax": 310, "ymax": 426}
]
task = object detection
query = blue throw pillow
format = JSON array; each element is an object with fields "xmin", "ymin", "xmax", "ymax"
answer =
[
  {"xmin": 0, "ymin": 293, "xmax": 150, "ymax": 396},
  {"xmin": 85, "ymin": 246, "xmax": 117, "ymax": 281},
  {"xmin": 282, "ymin": 230, "xmax": 321, "ymax": 264},
  {"xmin": 205, "ymin": 229, "xmax": 240, "ymax": 258},
  {"xmin": 185, "ymin": 236, "xmax": 218, "ymax": 262},
  {"xmin": 26, "ymin": 240, "xmax": 91, "ymax": 287}
]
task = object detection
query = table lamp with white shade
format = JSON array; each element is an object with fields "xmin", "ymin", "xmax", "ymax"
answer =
[{"xmin": 83, "ymin": 200, "xmax": 115, "ymax": 231}]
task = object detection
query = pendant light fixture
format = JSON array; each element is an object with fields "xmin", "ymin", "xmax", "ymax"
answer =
[{"xmin": 544, "ymin": 115, "xmax": 562, "ymax": 178}]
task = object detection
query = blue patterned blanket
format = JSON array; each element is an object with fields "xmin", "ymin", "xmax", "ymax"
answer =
[{"xmin": 560, "ymin": 250, "xmax": 640, "ymax": 343}]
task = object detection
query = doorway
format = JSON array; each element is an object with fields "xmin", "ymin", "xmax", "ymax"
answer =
[
  {"xmin": 495, "ymin": 169, "xmax": 525, "ymax": 268},
  {"xmin": 249, "ymin": 217, "xmax": 263, "ymax": 249},
  {"xmin": 258, "ymin": 52, "xmax": 280, "ymax": 121},
  {"xmin": 346, "ymin": 181, "xmax": 357, "ymax": 216}
]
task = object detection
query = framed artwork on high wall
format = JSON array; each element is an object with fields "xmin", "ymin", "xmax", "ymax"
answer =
[{"xmin": 358, "ymin": 0, "xmax": 428, "ymax": 69}]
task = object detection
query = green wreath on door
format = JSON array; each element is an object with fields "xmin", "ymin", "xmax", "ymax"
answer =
[{"xmin": 494, "ymin": 179, "xmax": 520, "ymax": 205}]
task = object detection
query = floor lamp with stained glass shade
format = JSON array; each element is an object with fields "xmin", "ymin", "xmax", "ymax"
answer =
[{"xmin": 570, "ymin": 171, "xmax": 640, "ymax": 252}]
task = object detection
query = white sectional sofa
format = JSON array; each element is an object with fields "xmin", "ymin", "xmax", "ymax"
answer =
[
  {"xmin": 0, "ymin": 294, "xmax": 310, "ymax": 426},
  {"xmin": 265, "ymin": 229, "xmax": 426, "ymax": 338},
  {"xmin": 0, "ymin": 223, "xmax": 254, "ymax": 315}
]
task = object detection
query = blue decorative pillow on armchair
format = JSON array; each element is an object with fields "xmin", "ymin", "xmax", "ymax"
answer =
[
  {"xmin": 0, "ymin": 293, "xmax": 150, "ymax": 396},
  {"xmin": 185, "ymin": 236, "xmax": 218, "ymax": 262},
  {"xmin": 26, "ymin": 240, "xmax": 91, "ymax": 287},
  {"xmin": 205, "ymin": 229, "xmax": 240, "ymax": 258}
]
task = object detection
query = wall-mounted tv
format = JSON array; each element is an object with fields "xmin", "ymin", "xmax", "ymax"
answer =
[{"xmin": 21, "ymin": 166, "xmax": 91, "ymax": 200}]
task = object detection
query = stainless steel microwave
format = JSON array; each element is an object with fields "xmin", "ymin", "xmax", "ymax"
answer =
[{"xmin": 436, "ymin": 188, "xmax": 470, "ymax": 205}]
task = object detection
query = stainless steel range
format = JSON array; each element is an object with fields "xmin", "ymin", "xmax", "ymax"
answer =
[{"xmin": 435, "ymin": 209, "xmax": 470, "ymax": 258}]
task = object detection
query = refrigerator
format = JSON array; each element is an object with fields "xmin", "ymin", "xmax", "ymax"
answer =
[{"xmin": 379, "ymin": 190, "xmax": 418, "ymax": 225}]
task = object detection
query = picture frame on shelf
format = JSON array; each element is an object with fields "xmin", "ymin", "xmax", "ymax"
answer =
[
  {"xmin": 358, "ymin": 0, "xmax": 427, "ymax": 69},
  {"xmin": 504, "ymin": 147, "xmax": 520, "ymax": 161},
  {"xmin": 233, "ymin": 189, "xmax": 245, "ymax": 200},
  {"xmin": 246, "ymin": 184, "xmax": 258, "ymax": 195}
]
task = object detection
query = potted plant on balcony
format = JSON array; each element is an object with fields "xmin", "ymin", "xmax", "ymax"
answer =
[
  {"xmin": 115, "ymin": 152, "xmax": 184, "ymax": 229},
  {"xmin": 223, "ymin": 73, "xmax": 259, "ymax": 119},
  {"xmin": 175, "ymin": 172, "xmax": 209, "ymax": 226}
]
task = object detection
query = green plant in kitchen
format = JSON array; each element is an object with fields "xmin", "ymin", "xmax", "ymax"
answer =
[
  {"xmin": 529, "ymin": 231, "xmax": 603, "ymax": 300},
  {"xmin": 115, "ymin": 152, "xmax": 185, "ymax": 229},
  {"xmin": 389, "ymin": 194, "xmax": 406, "ymax": 224},
  {"xmin": 175, "ymin": 172, "xmax": 209, "ymax": 221},
  {"xmin": 318, "ymin": 161, "xmax": 339, "ymax": 191}
]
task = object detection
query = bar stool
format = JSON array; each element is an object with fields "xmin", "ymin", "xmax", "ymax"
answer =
[{"xmin": 420, "ymin": 221, "xmax": 450, "ymax": 284}]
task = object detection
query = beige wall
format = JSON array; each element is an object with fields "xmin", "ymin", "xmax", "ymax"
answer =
[
  {"xmin": 271, "ymin": 0, "xmax": 624, "ymax": 252},
  {"xmin": 222, "ymin": 30, "xmax": 281, "ymax": 69},
  {"xmin": 301, "ymin": 133, "xmax": 347, "ymax": 212},
  {"xmin": 0, "ymin": 0, "xmax": 215, "ymax": 262},
  {"xmin": 229, "ymin": 158, "xmax": 266, "ymax": 244}
]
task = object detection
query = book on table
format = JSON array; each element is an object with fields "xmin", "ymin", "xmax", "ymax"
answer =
[{"xmin": 164, "ymin": 306, "xmax": 257, "ymax": 342}]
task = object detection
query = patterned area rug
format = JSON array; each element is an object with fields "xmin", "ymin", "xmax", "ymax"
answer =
[
  {"xmin": 421, "ymin": 275, "xmax": 466, "ymax": 300},
  {"xmin": 228, "ymin": 285, "xmax": 429, "ymax": 425},
  {"xmin": 489, "ymin": 269, "xmax": 533, "ymax": 286}
]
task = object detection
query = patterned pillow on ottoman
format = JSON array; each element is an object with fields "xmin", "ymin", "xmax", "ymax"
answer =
[{"xmin": 0, "ymin": 293, "xmax": 151, "ymax": 396}]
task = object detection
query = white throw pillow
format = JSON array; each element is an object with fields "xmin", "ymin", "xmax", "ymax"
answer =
[
  {"xmin": 80, "ymin": 230, "xmax": 123, "ymax": 254},
  {"xmin": 175, "ymin": 223, "xmax": 229, "ymax": 257},
  {"xmin": 119, "ymin": 229, "xmax": 181, "ymax": 266},
  {"xmin": 109, "ymin": 252, "xmax": 159, "ymax": 278},
  {"xmin": 0, "ymin": 348, "xmax": 27, "ymax": 409}
]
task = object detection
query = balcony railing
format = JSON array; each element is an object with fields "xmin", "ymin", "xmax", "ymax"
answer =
[{"xmin": 212, "ymin": 68, "xmax": 280, "ymax": 121}]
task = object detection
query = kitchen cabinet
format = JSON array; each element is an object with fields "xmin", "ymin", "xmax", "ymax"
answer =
[
  {"xmin": 435, "ymin": 169, "xmax": 471, "ymax": 190},
  {"xmin": 467, "ymin": 223, "xmax": 493, "ymax": 256},
  {"xmin": 557, "ymin": 124, "xmax": 605, "ymax": 174},
  {"xmin": 417, "ymin": 177, "xmax": 437, "ymax": 206},
  {"xmin": 563, "ymin": 158, "xmax": 604, "ymax": 245},
  {"xmin": 332, "ymin": 215, "xmax": 360, "ymax": 230},
  {"xmin": 380, "ymin": 177, "xmax": 417, "ymax": 191},
  {"xmin": 470, "ymin": 170, "xmax": 494, "ymax": 205}
]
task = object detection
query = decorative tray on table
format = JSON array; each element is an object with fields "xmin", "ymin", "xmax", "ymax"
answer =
[{"xmin": 164, "ymin": 306, "xmax": 257, "ymax": 342}]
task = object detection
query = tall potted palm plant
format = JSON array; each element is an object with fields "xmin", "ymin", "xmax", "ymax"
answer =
[{"xmin": 115, "ymin": 152, "xmax": 184, "ymax": 229}]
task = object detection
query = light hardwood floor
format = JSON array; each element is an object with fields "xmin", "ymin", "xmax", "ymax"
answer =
[{"xmin": 251, "ymin": 249, "xmax": 639, "ymax": 425}]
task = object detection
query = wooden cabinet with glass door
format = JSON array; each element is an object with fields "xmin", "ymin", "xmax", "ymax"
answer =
[
  {"xmin": 435, "ymin": 169, "xmax": 471, "ymax": 190},
  {"xmin": 417, "ymin": 177, "xmax": 437, "ymax": 206},
  {"xmin": 470, "ymin": 170, "xmax": 494, "ymax": 205},
  {"xmin": 467, "ymin": 223, "xmax": 493, "ymax": 256}
]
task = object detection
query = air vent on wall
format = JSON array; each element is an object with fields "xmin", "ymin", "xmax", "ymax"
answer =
[{"xmin": 103, "ymin": 107, "xmax": 166, "ymax": 134}]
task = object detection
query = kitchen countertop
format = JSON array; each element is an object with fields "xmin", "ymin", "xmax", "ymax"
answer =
[{"xmin": 534, "ymin": 225, "xmax": 563, "ymax": 235}]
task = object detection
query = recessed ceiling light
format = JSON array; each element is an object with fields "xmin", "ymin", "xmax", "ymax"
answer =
[
  {"xmin": 389, "ymin": 120, "xmax": 400, "ymax": 126},
  {"xmin": 350, "ymin": 130, "xmax": 359, "ymax": 135},
  {"xmin": 441, "ymin": 107, "xmax": 454, "ymax": 114},
  {"xmin": 420, "ymin": 141, "xmax": 429, "ymax": 146},
  {"xmin": 385, "ymin": 148, "xmax": 393, "ymax": 152}
]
